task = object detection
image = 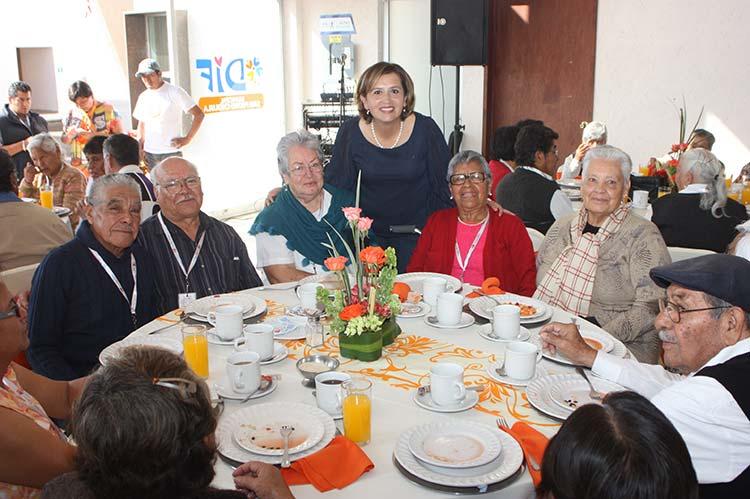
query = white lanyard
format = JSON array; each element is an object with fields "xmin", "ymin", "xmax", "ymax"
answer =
[
  {"xmin": 454, "ymin": 216, "xmax": 489, "ymax": 279},
  {"xmin": 88, "ymin": 249, "xmax": 138, "ymax": 326},
  {"xmin": 158, "ymin": 212, "xmax": 206, "ymax": 292}
]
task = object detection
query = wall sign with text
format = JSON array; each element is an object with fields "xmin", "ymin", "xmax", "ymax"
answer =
[{"xmin": 194, "ymin": 56, "xmax": 265, "ymax": 114}]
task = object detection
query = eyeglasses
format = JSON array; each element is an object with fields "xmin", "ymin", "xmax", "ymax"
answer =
[
  {"xmin": 658, "ymin": 298, "xmax": 732, "ymax": 324},
  {"xmin": 0, "ymin": 298, "xmax": 20, "ymax": 321},
  {"xmin": 158, "ymin": 176, "xmax": 201, "ymax": 195},
  {"xmin": 152, "ymin": 377, "xmax": 198, "ymax": 400},
  {"xmin": 288, "ymin": 162, "xmax": 323, "ymax": 177},
  {"xmin": 449, "ymin": 172, "xmax": 487, "ymax": 185}
]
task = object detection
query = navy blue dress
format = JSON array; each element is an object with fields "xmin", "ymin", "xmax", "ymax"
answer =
[{"xmin": 325, "ymin": 113, "xmax": 452, "ymax": 271}]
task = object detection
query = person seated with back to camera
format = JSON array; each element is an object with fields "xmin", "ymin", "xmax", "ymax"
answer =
[
  {"xmin": 407, "ymin": 150, "xmax": 536, "ymax": 295},
  {"xmin": 250, "ymin": 130, "xmax": 356, "ymax": 284},
  {"xmin": 487, "ymin": 125, "xmax": 519, "ymax": 199},
  {"xmin": 537, "ymin": 391, "xmax": 698, "ymax": 499},
  {"xmin": 651, "ymin": 148, "xmax": 748, "ymax": 253},
  {"xmin": 41, "ymin": 346, "xmax": 293, "ymax": 499}
]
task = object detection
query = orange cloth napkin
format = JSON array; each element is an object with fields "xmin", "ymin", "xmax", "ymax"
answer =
[
  {"xmin": 280, "ymin": 435, "xmax": 374, "ymax": 491},
  {"xmin": 506, "ymin": 422, "xmax": 549, "ymax": 487}
]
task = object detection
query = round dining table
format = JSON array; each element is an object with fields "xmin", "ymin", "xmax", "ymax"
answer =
[{"xmin": 127, "ymin": 283, "xmax": 631, "ymax": 498}]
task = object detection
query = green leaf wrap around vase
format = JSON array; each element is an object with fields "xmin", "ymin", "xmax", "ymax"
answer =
[
  {"xmin": 339, "ymin": 329, "xmax": 383, "ymax": 362},
  {"xmin": 380, "ymin": 317, "xmax": 401, "ymax": 346}
]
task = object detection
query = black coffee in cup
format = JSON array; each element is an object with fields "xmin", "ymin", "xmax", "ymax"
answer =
[{"xmin": 321, "ymin": 379, "xmax": 344, "ymax": 385}]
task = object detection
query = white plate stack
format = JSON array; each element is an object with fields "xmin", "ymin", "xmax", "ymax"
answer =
[
  {"xmin": 215, "ymin": 402, "xmax": 335, "ymax": 465},
  {"xmin": 393, "ymin": 420, "xmax": 524, "ymax": 493}
]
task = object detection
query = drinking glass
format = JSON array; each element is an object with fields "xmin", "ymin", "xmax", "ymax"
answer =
[
  {"xmin": 40, "ymin": 184, "xmax": 53, "ymax": 209},
  {"xmin": 742, "ymin": 186, "xmax": 750, "ymax": 206},
  {"xmin": 658, "ymin": 186, "xmax": 671, "ymax": 198},
  {"xmin": 182, "ymin": 325, "xmax": 209, "ymax": 378},
  {"xmin": 342, "ymin": 376, "xmax": 372, "ymax": 445}
]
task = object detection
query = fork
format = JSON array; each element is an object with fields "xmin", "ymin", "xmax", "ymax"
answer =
[
  {"xmin": 576, "ymin": 367, "xmax": 604, "ymax": 400},
  {"xmin": 280, "ymin": 425, "xmax": 293, "ymax": 468},
  {"xmin": 496, "ymin": 417, "xmax": 540, "ymax": 471}
]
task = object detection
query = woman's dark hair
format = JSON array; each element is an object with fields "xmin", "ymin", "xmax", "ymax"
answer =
[
  {"xmin": 491, "ymin": 126, "xmax": 520, "ymax": 161},
  {"xmin": 83, "ymin": 135, "xmax": 107, "ymax": 156},
  {"xmin": 514, "ymin": 125, "xmax": 558, "ymax": 166},
  {"xmin": 70, "ymin": 347, "xmax": 218, "ymax": 499},
  {"xmin": 68, "ymin": 80, "xmax": 93, "ymax": 102},
  {"xmin": 0, "ymin": 150, "xmax": 16, "ymax": 192},
  {"xmin": 537, "ymin": 391, "xmax": 699, "ymax": 499},
  {"xmin": 356, "ymin": 61, "xmax": 415, "ymax": 123}
]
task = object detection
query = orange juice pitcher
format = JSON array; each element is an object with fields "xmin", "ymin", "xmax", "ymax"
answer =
[{"xmin": 342, "ymin": 377, "xmax": 372, "ymax": 445}]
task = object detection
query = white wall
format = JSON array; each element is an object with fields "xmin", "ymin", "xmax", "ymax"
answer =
[{"xmin": 594, "ymin": 0, "xmax": 750, "ymax": 177}]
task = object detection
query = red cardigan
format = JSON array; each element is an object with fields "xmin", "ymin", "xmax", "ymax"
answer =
[
  {"xmin": 488, "ymin": 160, "xmax": 513, "ymax": 200},
  {"xmin": 407, "ymin": 208, "xmax": 537, "ymax": 296}
]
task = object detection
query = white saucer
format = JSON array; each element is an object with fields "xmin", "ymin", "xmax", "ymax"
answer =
[
  {"xmin": 485, "ymin": 362, "xmax": 543, "ymax": 387},
  {"xmin": 286, "ymin": 305, "xmax": 327, "ymax": 318},
  {"xmin": 397, "ymin": 301, "xmax": 430, "ymax": 318},
  {"xmin": 215, "ymin": 377, "xmax": 278, "ymax": 400},
  {"xmin": 207, "ymin": 328, "xmax": 240, "ymax": 345},
  {"xmin": 477, "ymin": 324, "xmax": 531, "ymax": 342},
  {"xmin": 422, "ymin": 312, "xmax": 475, "ymax": 329},
  {"xmin": 413, "ymin": 389, "xmax": 479, "ymax": 413}
]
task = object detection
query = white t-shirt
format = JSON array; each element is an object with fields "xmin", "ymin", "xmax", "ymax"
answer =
[
  {"xmin": 132, "ymin": 82, "xmax": 196, "ymax": 154},
  {"xmin": 255, "ymin": 190, "xmax": 332, "ymax": 275}
]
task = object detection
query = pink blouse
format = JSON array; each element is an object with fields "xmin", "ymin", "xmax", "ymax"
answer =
[{"xmin": 450, "ymin": 218, "xmax": 488, "ymax": 286}]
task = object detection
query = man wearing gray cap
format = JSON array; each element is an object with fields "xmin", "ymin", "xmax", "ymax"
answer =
[
  {"xmin": 540, "ymin": 254, "xmax": 750, "ymax": 498},
  {"xmin": 132, "ymin": 58, "xmax": 204, "ymax": 170}
]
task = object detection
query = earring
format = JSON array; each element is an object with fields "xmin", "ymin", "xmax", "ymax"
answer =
[{"xmin": 366, "ymin": 109, "xmax": 371, "ymax": 116}]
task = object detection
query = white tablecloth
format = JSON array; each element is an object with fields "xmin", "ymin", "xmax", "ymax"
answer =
[{"xmin": 130, "ymin": 285, "xmax": 628, "ymax": 498}]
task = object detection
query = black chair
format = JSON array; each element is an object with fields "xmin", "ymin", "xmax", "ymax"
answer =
[{"xmin": 629, "ymin": 175, "xmax": 662, "ymax": 203}]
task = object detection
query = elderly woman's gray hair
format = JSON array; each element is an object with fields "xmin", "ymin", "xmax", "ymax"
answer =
[
  {"xmin": 679, "ymin": 148, "xmax": 727, "ymax": 217},
  {"xmin": 582, "ymin": 145, "xmax": 632, "ymax": 182},
  {"xmin": 87, "ymin": 173, "xmax": 141, "ymax": 206},
  {"xmin": 582, "ymin": 121, "xmax": 607, "ymax": 144},
  {"xmin": 446, "ymin": 150, "xmax": 492, "ymax": 182},
  {"xmin": 26, "ymin": 133, "xmax": 60, "ymax": 155},
  {"xmin": 277, "ymin": 130, "xmax": 323, "ymax": 176}
]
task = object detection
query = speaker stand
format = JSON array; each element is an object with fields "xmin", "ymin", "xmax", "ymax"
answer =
[{"xmin": 448, "ymin": 65, "xmax": 465, "ymax": 156}]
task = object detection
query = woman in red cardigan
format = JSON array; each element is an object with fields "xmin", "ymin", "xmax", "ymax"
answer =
[{"xmin": 407, "ymin": 150, "xmax": 536, "ymax": 296}]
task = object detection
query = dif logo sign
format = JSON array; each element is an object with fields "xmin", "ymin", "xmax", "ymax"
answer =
[{"xmin": 194, "ymin": 56, "xmax": 264, "ymax": 113}]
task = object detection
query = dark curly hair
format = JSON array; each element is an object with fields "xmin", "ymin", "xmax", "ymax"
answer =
[
  {"xmin": 0, "ymin": 150, "xmax": 16, "ymax": 193},
  {"xmin": 70, "ymin": 347, "xmax": 218, "ymax": 499},
  {"xmin": 491, "ymin": 126, "xmax": 520, "ymax": 161},
  {"xmin": 537, "ymin": 391, "xmax": 698, "ymax": 499}
]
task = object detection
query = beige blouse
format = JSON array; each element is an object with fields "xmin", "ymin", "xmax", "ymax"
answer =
[{"xmin": 536, "ymin": 211, "xmax": 671, "ymax": 364}]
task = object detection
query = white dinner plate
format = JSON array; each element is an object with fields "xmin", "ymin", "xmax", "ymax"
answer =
[
  {"xmin": 530, "ymin": 328, "xmax": 619, "ymax": 366},
  {"xmin": 217, "ymin": 403, "xmax": 335, "ymax": 465},
  {"xmin": 186, "ymin": 293, "xmax": 264, "ymax": 318},
  {"xmin": 413, "ymin": 389, "xmax": 479, "ymax": 413},
  {"xmin": 469, "ymin": 295, "xmax": 551, "ymax": 324},
  {"xmin": 395, "ymin": 272, "xmax": 462, "ymax": 294},
  {"xmin": 53, "ymin": 206, "xmax": 71, "ymax": 217},
  {"xmin": 231, "ymin": 402, "xmax": 326, "ymax": 456},
  {"xmin": 394, "ymin": 422, "xmax": 523, "ymax": 489},
  {"xmin": 298, "ymin": 272, "xmax": 353, "ymax": 291},
  {"xmin": 477, "ymin": 324, "xmax": 531, "ymax": 342},
  {"xmin": 99, "ymin": 336, "xmax": 183, "ymax": 365},
  {"xmin": 423, "ymin": 312, "xmax": 475, "ymax": 329},
  {"xmin": 526, "ymin": 374, "xmax": 625, "ymax": 420},
  {"xmin": 214, "ymin": 376, "xmax": 278, "ymax": 401},
  {"xmin": 407, "ymin": 421, "xmax": 502, "ymax": 469},
  {"xmin": 397, "ymin": 301, "xmax": 430, "ymax": 318}
]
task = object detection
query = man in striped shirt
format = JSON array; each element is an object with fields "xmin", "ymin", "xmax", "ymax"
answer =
[{"xmin": 137, "ymin": 157, "xmax": 262, "ymax": 315}]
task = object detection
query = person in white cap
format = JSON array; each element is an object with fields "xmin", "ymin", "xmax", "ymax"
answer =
[
  {"xmin": 132, "ymin": 58, "xmax": 204, "ymax": 170},
  {"xmin": 559, "ymin": 121, "xmax": 607, "ymax": 179}
]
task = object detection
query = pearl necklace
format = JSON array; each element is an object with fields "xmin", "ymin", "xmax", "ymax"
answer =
[{"xmin": 371, "ymin": 120, "xmax": 404, "ymax": 149}]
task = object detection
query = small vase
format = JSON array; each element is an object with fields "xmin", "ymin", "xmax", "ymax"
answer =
[
  {"xmin": 380, "ymin": 317, "xmax": 401, "ymax": 346},
  {"xmin": 339, "ymin": 329, "xmax": 383, "ymax": 362}
]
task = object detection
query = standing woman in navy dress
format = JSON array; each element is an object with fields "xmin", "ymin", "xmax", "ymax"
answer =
[{"xmin": 325, "ymin": 62, "xmax": 452, "ymax": 272}]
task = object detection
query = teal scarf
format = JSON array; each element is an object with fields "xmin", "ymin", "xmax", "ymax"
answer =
[{"xmin": 250, "ymin": 184, "xmax": 356, "ymax": 267}]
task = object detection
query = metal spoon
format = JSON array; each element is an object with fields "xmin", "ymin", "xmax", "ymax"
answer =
[
  {"xmin": 426, "ymin": 315, "xmax": 440, "ymax": 325},
  {"xmin": 280, "ymin": 425, "xmax": 293, "ymax": 468},
  {"xmin": 148, "ymin": 310, "xmax": 185, "ymax": 335},
  {"xmin": 576, "ymin": 367, "xmax": 605, "ymax": 400}
]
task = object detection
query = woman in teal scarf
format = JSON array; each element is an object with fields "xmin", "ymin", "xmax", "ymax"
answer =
[{"xmin": 251, "ymin": 131, "xmax": 356, "ymax": 283}]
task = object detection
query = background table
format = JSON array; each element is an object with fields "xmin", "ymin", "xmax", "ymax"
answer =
[{"xmin": 130, "ymin": 285, "xmax": 628, "ymax": 498}]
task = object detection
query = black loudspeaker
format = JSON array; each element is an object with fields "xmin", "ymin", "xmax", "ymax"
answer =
[{"xmin": 431, "ymin": 0, "xmax": 489, "ymax": 66}]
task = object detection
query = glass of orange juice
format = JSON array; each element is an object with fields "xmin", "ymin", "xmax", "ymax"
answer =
[
  {"xmin": 742, "ymin": 186, "xmax": 750, "ymax": 206},
  {"xmin": 182, "ymin": 325, "xmax": 209, "ymax": 378},
  {"xmin": 342, "ymin": 376, "xmax": 372, "ymax": 445},
  {"xmin": 638, "ymin": 165, "xmax": 650, "ymax": 176},
  {"xmin": 40, "ymin": 184, "xmax": 53, "ymax": 209}
]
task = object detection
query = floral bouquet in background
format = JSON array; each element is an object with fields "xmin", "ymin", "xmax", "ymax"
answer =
[{"xmin": 316, "ymin": 178, "xmax": 401, "ymax": 361}]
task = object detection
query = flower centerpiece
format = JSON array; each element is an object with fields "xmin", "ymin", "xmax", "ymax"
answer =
[{"xmin": 316, "ymin": 190, "xmax": 402, "ymax": 362}]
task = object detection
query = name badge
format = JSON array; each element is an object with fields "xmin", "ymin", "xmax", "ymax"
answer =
[{"xmin": 178, "ymin": 292, "xmax": 197, "ymax": 310}]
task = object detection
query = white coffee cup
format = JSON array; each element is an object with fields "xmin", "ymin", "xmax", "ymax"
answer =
[
  {"xmin": 493, "ymin": 304, "xmax": 521, "ymax": 339},
  {"xmin": 504, "ymin": 341, "xmax": 542, "ymax": 380},
  {"xmin": 436, "ymin": 292, "xmax": 464, "ymax": 326},
  {"xmin": 314, "ymin": 371, "xmax": 352, "ymax": 416},
  {"xmin": 429, "ymin": 362, "xmax": 466, "ymax": 406},
  {"xmin": 297, "ymin": 283, "xmax": 323, "ymax": 311},
  {"xmin": 632, "ymin": 190, "xmax": 649, "ymax": 209},
  {"xmin": 226, "ymin": 351, "xmax": 261, "ymax": 394},
  {"xmin": 208, "ymin": 304, "xmax": 244, "ymax": 340},
  {"xmin": 423, "ymin": 277, "xmax": 447, "ymax": 307},
  {"xmin": 234, "ymin": 324, "xmax": 275, "ymax": 361}
]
